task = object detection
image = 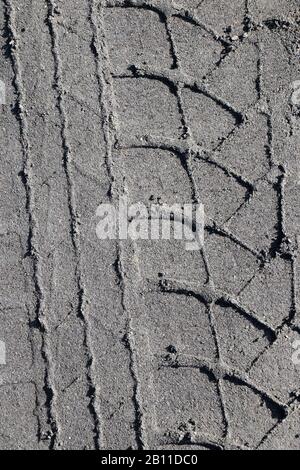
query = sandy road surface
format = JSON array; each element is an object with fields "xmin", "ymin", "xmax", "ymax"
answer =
[{"xmin": 0, "ymin": 0, "xmax": 300, "ymax": 450}]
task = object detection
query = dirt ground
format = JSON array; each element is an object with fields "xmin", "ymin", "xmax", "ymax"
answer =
[{"xmin": 0, "ymin": 0, "xmax": 300, "ymax": 450}]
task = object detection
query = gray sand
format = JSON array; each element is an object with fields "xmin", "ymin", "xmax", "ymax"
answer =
[{"xmin": 0, "ymin": 0, "xmax": 300, "ymax": 450}]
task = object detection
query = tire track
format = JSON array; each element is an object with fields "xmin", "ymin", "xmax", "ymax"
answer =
[
  {"xmin": 88, "ymin": 0, "xmax": 146, "ymax": 449},
  {"xmin": 45, "ymin": 0, "xmax": 102, "ymax": 449},
  {"xmin": 3, "ymin": 0, "xmax": 59, "ymax": 448}
]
